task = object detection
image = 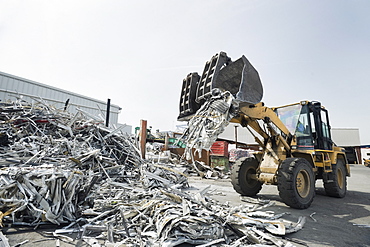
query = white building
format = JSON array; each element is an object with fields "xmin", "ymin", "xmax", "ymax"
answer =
[
  {"xmin": 0, "ymin": 71, "xmax": 131, "ymax": 133},
  {"xmin": 331, "ymin": 128, "xmax": 361, "ymax": 164}
]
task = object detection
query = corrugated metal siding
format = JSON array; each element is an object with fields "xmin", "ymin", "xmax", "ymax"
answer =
[
  {"xmin": 331, "ymin": 128, "xmax": 361, "ymax": 146},
  {"xmin": 0, "ymin": 71, "xmax": 121, "ymax": 126}
]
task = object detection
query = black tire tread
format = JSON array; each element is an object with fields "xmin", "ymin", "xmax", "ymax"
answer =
[
  {"xmin": 230, "ymin": 157, "xmax": 262, "ymax": 196},
  {"xmin": 324, "ymin": 159, "xmax": 347, "ymax": 198},
  {"xmin": 277, "ymin": 157, "xmax": 315, "ymax": 209}
]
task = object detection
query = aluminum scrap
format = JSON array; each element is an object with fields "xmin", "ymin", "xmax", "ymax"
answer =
[
  {"xmin": 178, "ymin": 89, "xmax": 238, "ymax": 161},
  {"xmin": 0, "ymin": 230, "xmax": 10, "ymax": 247},
  {"xmin": 0, "ymin": 97, "xmax": 306, "ymax": 246},
  {"xmin": 147, "ymin": 143, "xmax": 228, "ymax": 180}
]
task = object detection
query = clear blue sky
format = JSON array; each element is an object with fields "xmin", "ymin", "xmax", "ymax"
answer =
[{"xmin": 1, "ymin": 1, "xmax": 370, "ymax": 143}]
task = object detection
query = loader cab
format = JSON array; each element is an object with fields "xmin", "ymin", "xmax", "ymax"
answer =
[
  {"xmin": 275, "ymin": 101, "xmax": 333, "ymax": 150},
  {"xmin": 308, "ymin": 101, "xmax": 333, "ymax": 150}
]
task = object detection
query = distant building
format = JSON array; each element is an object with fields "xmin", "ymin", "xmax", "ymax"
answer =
[
  {"xmin": 218, "ymin": 123, "xmax": 259, "ymax": 150},
  {"xmin": 0, "ymin": 71, "xmax": 131, "ymax": 133},
  {"xmin": 331, "ymin": 128, "xmax": 361, "ymax": 164}
]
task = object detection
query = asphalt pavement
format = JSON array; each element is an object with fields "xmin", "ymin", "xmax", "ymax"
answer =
[{"xmin": 189, "ymin": 164, "xmax": 370, "ymax": 247}]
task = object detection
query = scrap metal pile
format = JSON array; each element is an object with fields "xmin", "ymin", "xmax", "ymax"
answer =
[{"xmin": 0, "ymin": 98, "xmax": 306, "ymax": 246}]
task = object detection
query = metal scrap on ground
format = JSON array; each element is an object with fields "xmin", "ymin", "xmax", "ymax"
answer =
[{"xmin": 0, "ymin": 97, "xmax": 306, "ymax": 246}]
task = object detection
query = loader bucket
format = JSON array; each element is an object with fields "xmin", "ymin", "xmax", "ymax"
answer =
[
  {"xmin": 178, "ymin": 52, "xmax": 263, "ymax": 121},
  {"xmin": 178, "ymin": 73, "xmax": 201, "ymax": 121}
]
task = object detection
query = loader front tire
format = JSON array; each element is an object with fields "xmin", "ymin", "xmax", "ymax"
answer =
[
  {"xmin": 231, "ymin": 157, "xmax": 262, "ymax": 196},
  {"xmin": 324, "ymin": 159, "xmax": 347, "ymax": 198},
  {"xmin": 277, "ymin": 158, "xmax": 315, "ymax": 209}
]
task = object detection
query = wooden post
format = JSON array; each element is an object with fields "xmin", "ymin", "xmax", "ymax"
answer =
[
  {"xmin": 139, "ymin": 120, "xmax": 147, "ymax": 159},
  {"xmin": 164, "ymin": 133, "xmax": 169, "ymax": 151}
]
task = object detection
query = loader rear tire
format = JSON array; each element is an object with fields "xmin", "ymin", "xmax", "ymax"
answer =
[
  {"xmin": 231, "ymin": 157, "xmax": 262, "ymax": 196},
  {"xmin": 324, "ymin": 159, "xmax": 347, "ymax": 198},
  {"xmin": 277, "ymin": 158, "xmax": 315, "ymax": 209}
]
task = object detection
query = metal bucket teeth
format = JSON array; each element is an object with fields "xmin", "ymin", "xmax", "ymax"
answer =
[
  {"xmin": 178, "ymin": 73, "xmax": 201, "ymax": 121},
  {"xmin": 178, "ymin": 51, "xmax": 263, "ymax": 121}
]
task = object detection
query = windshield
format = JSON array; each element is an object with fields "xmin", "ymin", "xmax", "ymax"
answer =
[{"xmin": 275, "ymin": 104, "xmax": 302, "ymax": 135}]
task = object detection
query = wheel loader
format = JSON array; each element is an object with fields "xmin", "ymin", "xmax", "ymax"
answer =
[{"xmin": 178, "ymin": 51, "xmax": 350, "ymax": 209}]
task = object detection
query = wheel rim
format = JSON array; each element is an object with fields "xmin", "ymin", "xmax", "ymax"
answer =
[
  {"xmin": 337, "ymin": 167, "xmax": 344, "ymax": 189},
  {"xmin": 296, "ymin": 170, "xmax": 310, "ymax": 198}
]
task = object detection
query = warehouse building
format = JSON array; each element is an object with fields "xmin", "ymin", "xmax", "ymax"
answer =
[
  {"xmin": 0, "ymin": 71, "xmax": 131, "ymax": 132},
  {"xmin": 331, "ymin": 128, "xmax": 361, "ymax": 164}
]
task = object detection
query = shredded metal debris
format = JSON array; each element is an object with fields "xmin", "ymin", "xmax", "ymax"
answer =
[
  {"xmin": 353, "ymin": 224, "xmax": 370, "ymax": 228},
  {"xmin": 179, "ymin": 89, "xmax": 238, "ymax": 161},
  {"xmin": 309, "ymin": 212, "xmax": 317, "ymax": 222},
  {"xmin": 0, "ymin": 97, "xmax": 306, "ymax": 246}
]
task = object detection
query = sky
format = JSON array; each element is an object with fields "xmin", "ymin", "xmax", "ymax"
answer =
[{"xmin": 1, "ymin": 0, "xmax": 370, "ymax": 143}]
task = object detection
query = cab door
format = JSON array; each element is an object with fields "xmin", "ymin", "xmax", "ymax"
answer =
[{"xmin": 310, "ymin": 102, "xmax": 333, "ymax": 150}]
